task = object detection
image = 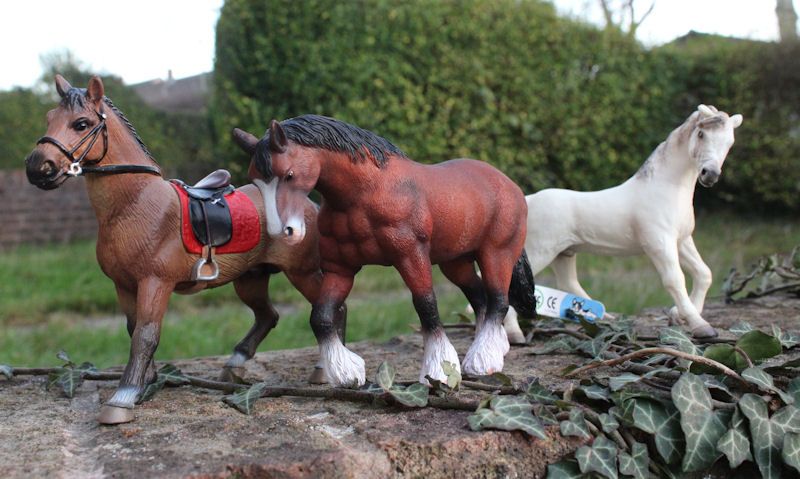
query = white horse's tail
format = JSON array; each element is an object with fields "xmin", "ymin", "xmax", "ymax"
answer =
[{"xmin": 509, "ymin": 250, "xmax": 537, "ymax": 319}]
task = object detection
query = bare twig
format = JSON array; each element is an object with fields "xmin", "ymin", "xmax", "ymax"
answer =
[
  {"xmin": 565, "ymin": 347, "xmax": 747, "ymax": 386},
  {"xmin": 733, "ymin": 346, "xmax": 755, "ymax": 368}
]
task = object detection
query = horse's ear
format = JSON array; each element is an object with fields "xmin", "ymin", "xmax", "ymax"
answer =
[
  {"xmin": 730, "ymin": 114, "xmax": 743, "ymax": 129},
  {"xmin": 269, "ymin": 120, "xmax": 287, "ymax": 153},
  {"xmin": 55, "ymin": 75, "xmax": 72, "ymax": 98},
  {"xmin": 697, "ymin": 104, "xmax": 714, "ymax": 118},
  {"xmin": 86, "ymin": 76, "xmax": 105, "ymax": 103},
  {"xmin": 231, "ymin": 128, "xmax": 258, "ymax": 154}
]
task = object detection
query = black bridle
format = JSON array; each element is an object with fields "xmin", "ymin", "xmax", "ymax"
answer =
[{"xmin": 36, "ymin": 104, "xmax": 161, "ymax": 177}]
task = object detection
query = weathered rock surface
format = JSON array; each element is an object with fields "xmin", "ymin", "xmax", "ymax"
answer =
[{"xmin": 1, "ymin": 294, "xmax": 798, "ymax": 478}]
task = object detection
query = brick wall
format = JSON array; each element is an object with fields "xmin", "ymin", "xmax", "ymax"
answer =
[{"xmin": 0, "ymin": 170, "xmax": 97, "ymax": 249}]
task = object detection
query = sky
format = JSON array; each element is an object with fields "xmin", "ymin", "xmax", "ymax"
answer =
[{"xmin": 0, "ymin": 0, "xmax": 795, "ymax": 91}]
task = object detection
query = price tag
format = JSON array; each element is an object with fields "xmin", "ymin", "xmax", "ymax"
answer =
[{"xmin": 534, "ymin": 285, "xmax": 605, "ymax": 322}]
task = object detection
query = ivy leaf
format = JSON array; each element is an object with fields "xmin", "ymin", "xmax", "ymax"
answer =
[
  {"xmin": 784, "ymin": 432, "xmax": 800, "ymax": 474},
  {"xmin": 772, "ymin": 325, "xmax": 800, "ymax": 349},
  {"xmin": 739, "ymin": 394, "xmax": 800, "ymax": 479},
  {"xmin": 579, "ymin": 384, "xmax": 610, "ymax": 402},
  {"xmin": 534, "ymin": 404, "xmax": 559, "ymax": 425},
  {"xmin": 729, "ymin": 322, "xmax": 754, "ymax": 336},
  {"xmin": 701, "ymin": 375, "xmax": 737, "ymax": 402},
  {"xmin": 475, "ymin": 372, "xmax": 514, "ymax": 387},
  {"xmin": 717, "ymin": 407, "xmax": 752, "ymax": 469},
  {"xmin": 618, "ymin": 441, "xmax": 650, "ymax": 479},
  {"xmin": 56, "ymin": 350, "xmax": 74, "ymax": 367},
  {"xmin": 468, "ymin": 395, "xmax": 546, "ymax": 439},
  {"xmin": 627, "ymin": 398, "xmax": 684, "ymax": 464},
  {"xmin": 599, "ymin": 413, "xmax": 619, "ymax": 434},
  {"xmin": 546, "ymin": 459, "xmax": 583, "ymax": 478},
  {"xmin": 788, "ymin": 377, "xmax": 800, "ymax": 405},
  {"xmin": 608, "ymin": 367, "xmax": 671, "ymax": 392},
  {"xmin": 741, "ymin": 367, "xmax": 794, "ymax": 404},
  {"xmin": 578, "ymin": 315, "xmax": 600, "ymax": 337},
  {"xmin": 533, "ymin": 337, "xmax": 578, "ymax": 355},
  {"xmin": 737, "ymin": 330, "xmax": 783, "ymax": 363},
  {"xmin": 575, "ymin": 435, "xmax": 618, "ymax": 479},
  {"xmin": 691, "ymin": 344, "xmax": 744, "ymax": 373},
  {"xmin": 577, "ymin": 333, "xmax": 619, "ymax": 359},
  {"xmin": 0, "ymin": 365, "xmax": 12, "ymax": 380},
  {"xmin": 671, "ymin": 373, "xmax": 728, "ymax": 472},
  {"xmin": 158, "ymin": 364, "xmax": 190, "ymax": 386},
  {"xmin": 441, "ymin": 361, "xmax": 461, "ymax": 390},
  {"xmin": 527, "ymin": 379, "xmax": 558, "ymax": 404},
  {"xmin": 387, "ymin": 383, "xmax": 428, "ymax": 407},
  {"xmin": 139, "ymin": 376, "xmax": 167, "ymax": 403},
  {"xmin": 376, "ymin": 361, "xmax": 395, "ymax": 390},
  {"xmin": 222, "ymin": 382, "xmax": 266, "ymax": 415},
  {"xmin": 47, "ymin": 361, "xmax": 96, "ymax": 398},
  {"xmin": 659, "ymin": 327, "xmax": 699, "ymax": 367},
  {"xmin": 560, "ymin": 409, "xmax": 591, "ymax": 439}
]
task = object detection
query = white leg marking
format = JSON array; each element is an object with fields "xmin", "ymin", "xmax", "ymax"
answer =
[
  {"xmin": 503, "ymin": 306, "xmax": 526, "ymax": 344},
  {"xmin": 107, "ymin": 386, "xmax": 139, "ymax": 408},
  {"xmin": 462, "ymin": 321, "xmax": 509, "ymax": 376},
  {"xmin": 253, "ymin": 178, "xmax": 283, "ymax": 236},
  {"xmin": 320, "ymin": 337, "xmax": 366, "ymax": 388},
  {"xmin": 419, "ymin": 330, "xmax": 460, "ymax": 384},
  {"xmin": 225, "ymin": 351, "xmax": 248, "ymax": 368}
]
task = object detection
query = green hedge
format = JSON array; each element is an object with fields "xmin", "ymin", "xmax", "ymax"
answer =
[{"xmin": 212, "ymin": 0, "xmax": 797, "ymax": 211}]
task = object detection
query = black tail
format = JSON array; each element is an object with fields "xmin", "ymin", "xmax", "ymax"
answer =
[{"xmin": 509, "ymin": 250, "xmax": 537, "ymax": 319}]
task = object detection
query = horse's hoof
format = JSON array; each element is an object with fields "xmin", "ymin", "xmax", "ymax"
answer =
[
  {"xmin": 308, "ymin": 366, "xmax": 327, "ymax": 385},
  {"xmin": 505, "ymin": 328, "xmax": 526, "ymax": 345},
  {"xmin": 691, "ymin": 325, "xmax": 718, "ymax": 339},
  {"xmin": 219, "ymin": 366, "xmax": 246, "ymax": 383},
  {"xmin": 98, "ymin": 405, "xmax": 135, "ymax": 425}
]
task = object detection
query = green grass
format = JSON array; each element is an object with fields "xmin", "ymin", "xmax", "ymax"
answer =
[{"xmin": 1, "ymin": 212, "xmax": 798, "ymax": 368}]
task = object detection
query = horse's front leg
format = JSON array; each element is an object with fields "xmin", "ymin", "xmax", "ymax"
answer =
[
  {"xmin": 643, "ymin": 240, "xmax": 717, "ymax": 338},
  {"xmin": 397, "ymin": 252, "xmax": 460, "ymax": 384},
  {"xmin": 115, "ymin": 286, "xmax": 158, "ymax": 384},
  {"xmin": 677, "ymin": 236, "xmax": 713, "ymax": 314},
  {"xmin": 98, "ymin": 277, "xmax": 172, "ymax": 424},
  {"xmin": 311, "ymin": 271, "xmax": 363, "ymax": 387},
  {"xmin": 220, "ymin": 269, "xmax": 279, "ymax": 382}
]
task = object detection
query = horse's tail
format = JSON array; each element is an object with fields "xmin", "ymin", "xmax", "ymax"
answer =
[{"xmin": 509, "ymin": 250, "xmax": 537, "ymax": 319}]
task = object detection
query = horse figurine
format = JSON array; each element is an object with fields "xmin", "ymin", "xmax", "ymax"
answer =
[
  {"xmin": 232, "ymin": 115, "xmax": 537, "ymax": 387},
  {"xmin": 25, "ymin": 75, "xmax": 345, "ymax": 424},
  {"xmin": 503, "ymin": 105, "xmax": 742, "ymax": 339}
]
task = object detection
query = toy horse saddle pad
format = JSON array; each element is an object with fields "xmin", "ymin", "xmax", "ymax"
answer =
[{"xmin": 170, "ymin": 171, "xmax": 261, "ymax": 255}]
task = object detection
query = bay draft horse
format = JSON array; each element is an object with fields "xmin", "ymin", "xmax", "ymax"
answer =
[
  {"xmin": 503, "ymin": 105, "xmax": 742, "ymax": 339},
  {"xmin": 25, "ymin": 76, "xmax": 344, "ymax": 424},
  {"xmin": 233, "ymin": 115, "xmax": 537, "ymax": 387}
]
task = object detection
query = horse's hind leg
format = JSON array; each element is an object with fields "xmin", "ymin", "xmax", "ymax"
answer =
[
  {"xmin": 99, "ymin": 278, "xmax": 171, "ymax": 424},
  {"xmin": 463, "ymin": 250, "xmax": 514, "ymax": 376},
  {"xmin": 220, "ymin": 269, "xmax": 279, "ymax": 382},
  {"xmin": 397, "ymin": 252, "xmax": 460, "ymax": 384},
  {"xmin": 551, "ymin": 253, "xmax": 592, "ymax": 299}
]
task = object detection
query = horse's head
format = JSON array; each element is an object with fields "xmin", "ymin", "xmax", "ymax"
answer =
[
  {"xmin": 233, "ymin": 120, "xmax": 319, "ymax": 245},
  {"xmin": 686, "ymin": 104, "xmax": 743, "ymax": 188},
  {"xmin": 25, "ymin": 75, "xmax": 110, "ymax": 190}
]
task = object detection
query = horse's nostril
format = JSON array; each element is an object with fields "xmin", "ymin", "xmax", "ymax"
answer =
[
  {"xmin": 285, "ymin": 226, "xmax": 294, "ymax": 236},
  {"xmin": 700, "ymin": 168, "xmax": 708, "ymax": 176},
  {"xmin": 42, "ymin": 160, "xmax": 56, "ymax": 176}
]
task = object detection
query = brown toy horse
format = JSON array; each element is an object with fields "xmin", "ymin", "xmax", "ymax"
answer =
[
  {"xmin": 234, "ymin": 115, "xmax": 537, "ymax": 387},
  {"xmin": 25, "ymin": 76, "xmax": 344, "ymax": 424}
]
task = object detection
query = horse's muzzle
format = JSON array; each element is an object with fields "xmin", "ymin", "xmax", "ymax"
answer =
[
  {"xmin": 698, "ymin": 167, "xmax": 720, "ymax": 188},
  {"xmin": 25, "ymin": 151, "xmax": 64, "ymax": 190}
]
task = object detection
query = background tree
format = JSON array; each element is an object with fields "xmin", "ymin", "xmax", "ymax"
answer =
[
  {"xmin": 776, "ymin": 0, "xmax": 798, "ymax": 42},
  {"xmin": 598, "ymin": 0, "xmax": 655, "ymax": 39}
]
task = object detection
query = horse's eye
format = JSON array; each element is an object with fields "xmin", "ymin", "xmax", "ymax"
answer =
[
  {"xmin": 286, "ymin": 171, "xmax": 294, "ymax": 181},
  {"xmin": 73, "ymin": 120, "xmax": 89, "ymax": 132},
  {"xmin": 698, "ymin": 130, "xmax": 704, "ymax": 139}
]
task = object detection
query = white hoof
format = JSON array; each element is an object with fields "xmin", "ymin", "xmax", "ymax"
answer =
[
  {"xmin": 503, "ymin": 307, "xmax": 526, "ymax": 344},
  {"xmin": 462, "ymin": 323, "xmax": 508, "ymax": 376},
  {"xmin": 320, "ymin": 338, "xmax": 366, "ymax": 388},
  {"xmin": 419, "ymin": 332, "xmax": 460, "ymax": 384},
  {"xmin": 667, "ymin": 306, "xmax": 681, "ymax": 324}
]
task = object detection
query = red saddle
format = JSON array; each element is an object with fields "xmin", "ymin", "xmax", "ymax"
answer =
[{"xmin": 171, "ymin": 182, "xmax": 261, "ymax": 254}]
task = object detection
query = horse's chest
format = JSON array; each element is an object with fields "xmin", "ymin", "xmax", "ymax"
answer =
[{"xmin": 318, "ymin": 209, "xmax": 388, "ymax": 265}]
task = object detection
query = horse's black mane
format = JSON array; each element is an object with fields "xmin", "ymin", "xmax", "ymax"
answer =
[
  {"xmin": 62, "ymin": 87, "xmax": 156, "ymax": 162},
  {"xmin": 254, "ymin": 115, "xmax": 407, "ymax": 179}
]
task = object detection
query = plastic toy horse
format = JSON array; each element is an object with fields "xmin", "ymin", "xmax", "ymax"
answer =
[
  {"xmin": 234, "ymin": 115, "xmax": 537, "ymax": 387},
  {"xmin": 504, "ymin": 105, "xmax": 742, "ymax": 339},
  {"xmin": 25, "ymin": 76, "xmax": 344, "ymax": 424}
]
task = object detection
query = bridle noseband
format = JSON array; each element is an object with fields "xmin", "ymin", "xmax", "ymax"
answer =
[{"xmin": 36, "ymin": 104, "xmax": 161, "ymax": 178}]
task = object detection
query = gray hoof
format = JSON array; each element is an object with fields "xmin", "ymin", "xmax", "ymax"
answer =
[
  {"xmin": 98, "ymin": 405, "xmax": 135, "ymax": 425},
  {"xmin": 308, "ymin": 366, "xmax": 327, "ymax": 385},
  {"xmin": 219, "ymin": 366, "xmax": 246, "ymax": 383},
  {"xmin": 691, "ymin": 325, "xmax": 718, "ymax": 339}
]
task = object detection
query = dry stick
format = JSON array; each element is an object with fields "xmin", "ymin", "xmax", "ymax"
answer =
[
  {"xmin": 733, "ymin": 346, "xmax": 755, "ymax": 368},
  {"xmin": 565, "ymin": 347, "xmax": 747, "ymax": 386}
]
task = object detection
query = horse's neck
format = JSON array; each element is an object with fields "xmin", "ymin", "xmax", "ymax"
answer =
[
  {"xmin": 314, "ymin": 152, "xmax": 370, "ymax": 208},
  {"xmin": 633, "ymin": 129, "xmax": 698, "ymax": 195},
  {"xmin": 83, "ymin": 117, "xmax": 165, "ymax": 225}
]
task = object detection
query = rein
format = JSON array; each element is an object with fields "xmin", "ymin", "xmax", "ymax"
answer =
[{"xmin": 36, "ymin": 105, "xmax": 161, "ymax": 178}]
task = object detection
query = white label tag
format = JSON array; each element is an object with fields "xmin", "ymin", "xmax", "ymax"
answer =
[{"xmin": 534, "ymin": 285, "xmax": 605, "ymax": 322}]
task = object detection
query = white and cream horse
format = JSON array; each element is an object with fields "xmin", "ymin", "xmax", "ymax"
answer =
[{"xmin": 504, "ymin": 105, "xmax": 742, "ymax": 339}]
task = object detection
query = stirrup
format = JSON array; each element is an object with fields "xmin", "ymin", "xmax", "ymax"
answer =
[{"xmin": 191, "ymin": 246, "xmax": 220, "ymax": 281}]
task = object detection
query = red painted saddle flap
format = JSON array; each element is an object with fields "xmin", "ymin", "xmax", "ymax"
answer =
[{"xmin": 171, "ymin": 183, "xmax": 261, "ymax": 254}]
